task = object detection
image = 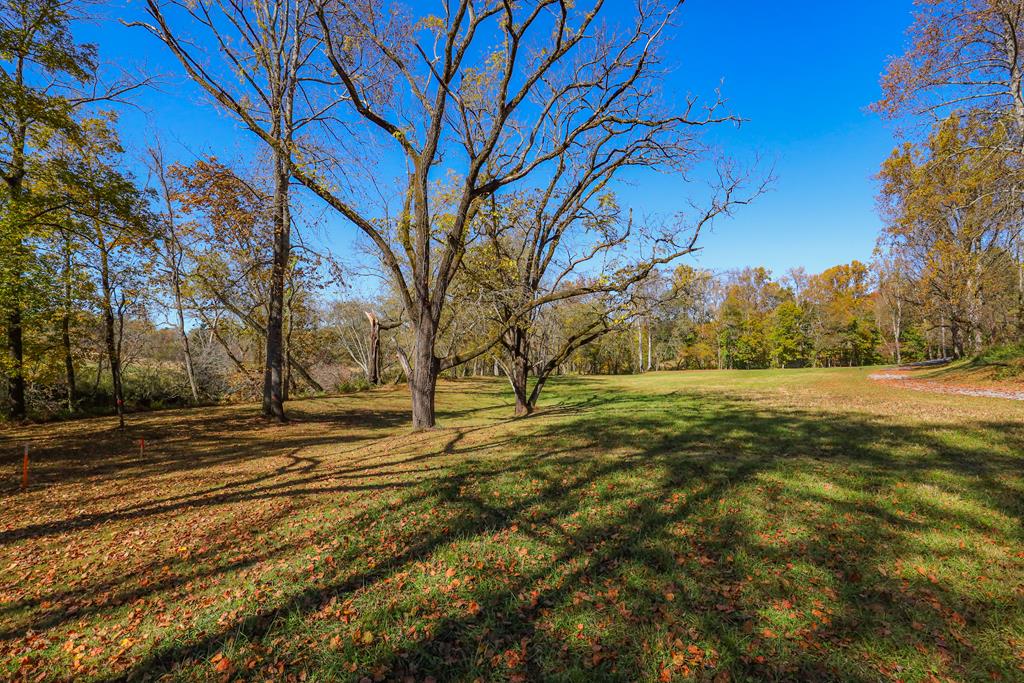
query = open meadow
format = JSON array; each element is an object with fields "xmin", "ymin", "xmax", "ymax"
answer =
[{"xmin": 2, "ymin": 368, "xmax": 1023, "ymax": 681}]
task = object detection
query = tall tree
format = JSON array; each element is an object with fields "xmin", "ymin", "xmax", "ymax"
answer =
[
  {"xmin": 133, "ymin": 0, "xmax": 334, "ymax": 421},
  {"xmin": 877, "ymin": 114, "xmax": 1021, "ymax": 357},
  {"xmin": 294, "ymin": 0, "xmax": 736, "ymax": 428},
  {"xmin": 467, "ymin": 173, "xmax": 758, "ymax": 416},
  {"xmin": 148, "ymin": 143, "xmax": 200, "ymax": 403},
  {"xmin": 62, "ymin": 117, "xmax": 153, "ymax": 428},
  {"xmin": 875, "ymin": 0, "xmax": 1024, "ymax": 145},
  {"xmin": 0, "ymin": 0, "xmax": 96, "ymax": 419},
  {"xmin": 169, "ymin": 157, "xmax": 325, "ymax": 395}
]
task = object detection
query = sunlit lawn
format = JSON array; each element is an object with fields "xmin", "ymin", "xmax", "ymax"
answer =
[{"xmin": 1, "ymin": 368, "xmax": 1023, "ymax": 681}]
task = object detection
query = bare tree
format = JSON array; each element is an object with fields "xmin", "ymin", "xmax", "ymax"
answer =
[
  {"xmin": 283, "ymin": 0, "xmax": 739, "ymax": 428},
  {"xmin": 132, "ymin": 0, "xmax": 339, "ymax": 421},
  {"xmin": 147, "ymin": 143, "xmax": 200, "ymax": 403},
  {"xmin": 472, "ymin": 166, "xmax": 762, "ymax": 416}
]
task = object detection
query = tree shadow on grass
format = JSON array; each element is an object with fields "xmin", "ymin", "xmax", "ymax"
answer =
[{"xmin": 2, "ymin": 379, "xmax": 1022, "ymax": 681}]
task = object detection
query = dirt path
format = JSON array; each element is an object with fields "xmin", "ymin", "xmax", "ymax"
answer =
[{"xmin": 868, "ymin": 372, "xmax": 1024, "ymax": 401}]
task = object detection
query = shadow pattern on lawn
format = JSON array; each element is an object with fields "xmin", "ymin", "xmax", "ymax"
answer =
[{"xmin": 2, "ymin": 378, "xmax": 1023, "ymax": 682}]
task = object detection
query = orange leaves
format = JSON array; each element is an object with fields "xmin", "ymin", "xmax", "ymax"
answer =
[
  {"xmin": 662, "ymin": 639, "xmax": 716, "ymax": 681},
  {"xmin": 915, "ymin": 565, "xmax": 939, "ymax": 584},
  {"xmin": 210, "ymin": 652, "xmax": 234, "ymax": 679}
]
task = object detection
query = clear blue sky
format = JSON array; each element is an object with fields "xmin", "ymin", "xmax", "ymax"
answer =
[{"xmin": 81, "ymin": 0, "xmax": 916, "ymax": 280}]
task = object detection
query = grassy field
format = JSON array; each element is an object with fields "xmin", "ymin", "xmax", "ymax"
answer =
[{"xmin": 1, "ymin": 368, "xmax": 1023, "ymax": 681}]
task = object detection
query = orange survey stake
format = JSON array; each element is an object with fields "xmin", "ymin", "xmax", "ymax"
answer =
[{"xmin": 21, "ymin": 445, "xmax": 28, "ymax": 490}]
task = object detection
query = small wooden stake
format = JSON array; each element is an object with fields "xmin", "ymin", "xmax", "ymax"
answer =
[
  {"xmin": 21, "ymin": 445, "xmax": 28, "ymax": 490},
  {"xmin": 139, "ymin": 438, "xmax": 145, "ymax": 457}
]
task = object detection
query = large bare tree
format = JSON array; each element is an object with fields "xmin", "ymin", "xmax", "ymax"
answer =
[
  {"xmin": 288, "ymin": 0, "xmax": 738, "ymax": 428},
  {"xmin": 134, "ymin": 0, "xmax": 743, "ymax": 429},
  {"xmin": 468, "ymin": 160, "xmax": 763, "ymax": 416}
]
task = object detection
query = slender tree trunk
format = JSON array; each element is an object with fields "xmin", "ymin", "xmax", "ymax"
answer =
[
  {"xmin": 636, "ymin": 320, "xmax": 643, "ymax": 373},
  {"xmin": 262, "ymin": 150, "xmax": 289, "ymax": 422},
  {"xmin": 155, "ymin": 150, "xmax": 200, "ymax": 404},
  {"xmin": 174, "ymin": 289, "xmax": 198, "ymax": 403},
  {"xmin": 61, "ymin": 239, "xmax": 76, "ymax": 411},
  {"xmin": 940, "ymin": 316, "xmax": 947, "ymax": 358},
  {"xmin": 99, "ymin": 247, "xmax": 125, "ymax": 430},
  {"xmin": 646, "ymin": 320, "xmax": 653, "ymax": 371},
  {"xmin": 62, "ymin": 311, "xmax": 75, "ymax": 410}
]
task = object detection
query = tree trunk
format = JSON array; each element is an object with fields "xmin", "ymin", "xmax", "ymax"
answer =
[
  {"xmin": 262, "ymin": 152, "xmax": 289, "ymax": 422},
  {"xmin": 4, "ymin": 67, "xmax": 27, "ymax": 421},
  {"xmin": 61, "ymin": 241, "xmax": 76, "ymax": 411},
  {"xmin": 6, "ymin": 308, "xmax": 26, "ymax": 420},
  {"xmin": 173, "ymin": 276, "xmax": 198, "ymax": 403},
  {"xmin": 502, "ymin": 326, "xmax": 533, "ymax": 417},
  {"xmin": 409, "ymin": 310, "xmax": 438, "ymax": 429},
  {"xmin": 646, "ymin": 320, "xmax": 653, "ymax": 371},
  {"xmin": 62, "ymin": 311, "xmax": 75, "ymax": 411},
  {"xmin": 99, "ymin": 247, "xmax": 125, "ymax": 430},
  {"xmin": 366, "ymin": 312, "xmax": 380, "ymax": 385},
  {"xmin": 4, "ymin": 184, "xmax": 25, "ymax": 420},
  {"xmin": 156, "ymin": 151, "xmax": 200, "ymax": 405},
  {"xmin": 636, "ymin": 320, "xmax": 643, "ymax": 373},
  {"xmin": 509, "ymin": 356, "xmax": 532, "ymax": 417}
]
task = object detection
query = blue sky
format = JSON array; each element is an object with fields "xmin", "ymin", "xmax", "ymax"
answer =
[{"xmin": 81, "ymin": 0, "xmax": 916, "ymax": 281}]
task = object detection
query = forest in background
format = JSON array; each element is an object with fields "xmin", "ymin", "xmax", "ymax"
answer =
[{"xmin": 2, "ymin": 0, "xmax": 1022, "ymax": 425}]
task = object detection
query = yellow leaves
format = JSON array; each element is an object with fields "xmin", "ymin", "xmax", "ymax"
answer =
[{"xmin": 417, "ymin": 14, "xmax": 446, "ymax": 33}]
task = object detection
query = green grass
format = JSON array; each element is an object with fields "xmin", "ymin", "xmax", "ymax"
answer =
[{"xmin": 1, "ymin": 368, "xmax": 1023, "ymax": 681}]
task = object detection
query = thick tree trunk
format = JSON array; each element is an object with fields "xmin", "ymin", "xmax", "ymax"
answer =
[
  {"xmin": 262, "ymin": 153, "xmax": 289, "ymax": 422},
  {"xmin": 505, "ymin": 327, "xmax": 533, "ymax": 416},
  {"xmin": 509, "ymin": 356, "xmax": 532, "ymax": 416},
  {"xmin": 409, "ymin": 311, "xmax": 438, "ymax": 429}
]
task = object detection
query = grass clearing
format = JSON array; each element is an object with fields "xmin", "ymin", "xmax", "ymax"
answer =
[{"xmin": 1, "ymin": 368, "xmax": 1023, "ymax": 681}]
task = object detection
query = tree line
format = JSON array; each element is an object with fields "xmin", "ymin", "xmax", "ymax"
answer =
[
  {"xmin": 2, "ymin": 0, "xmax": 765, "ymax": 427},
  {"xmin": 3, "ymin": 0, "xmax": 1022, "ymax": 428}
]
